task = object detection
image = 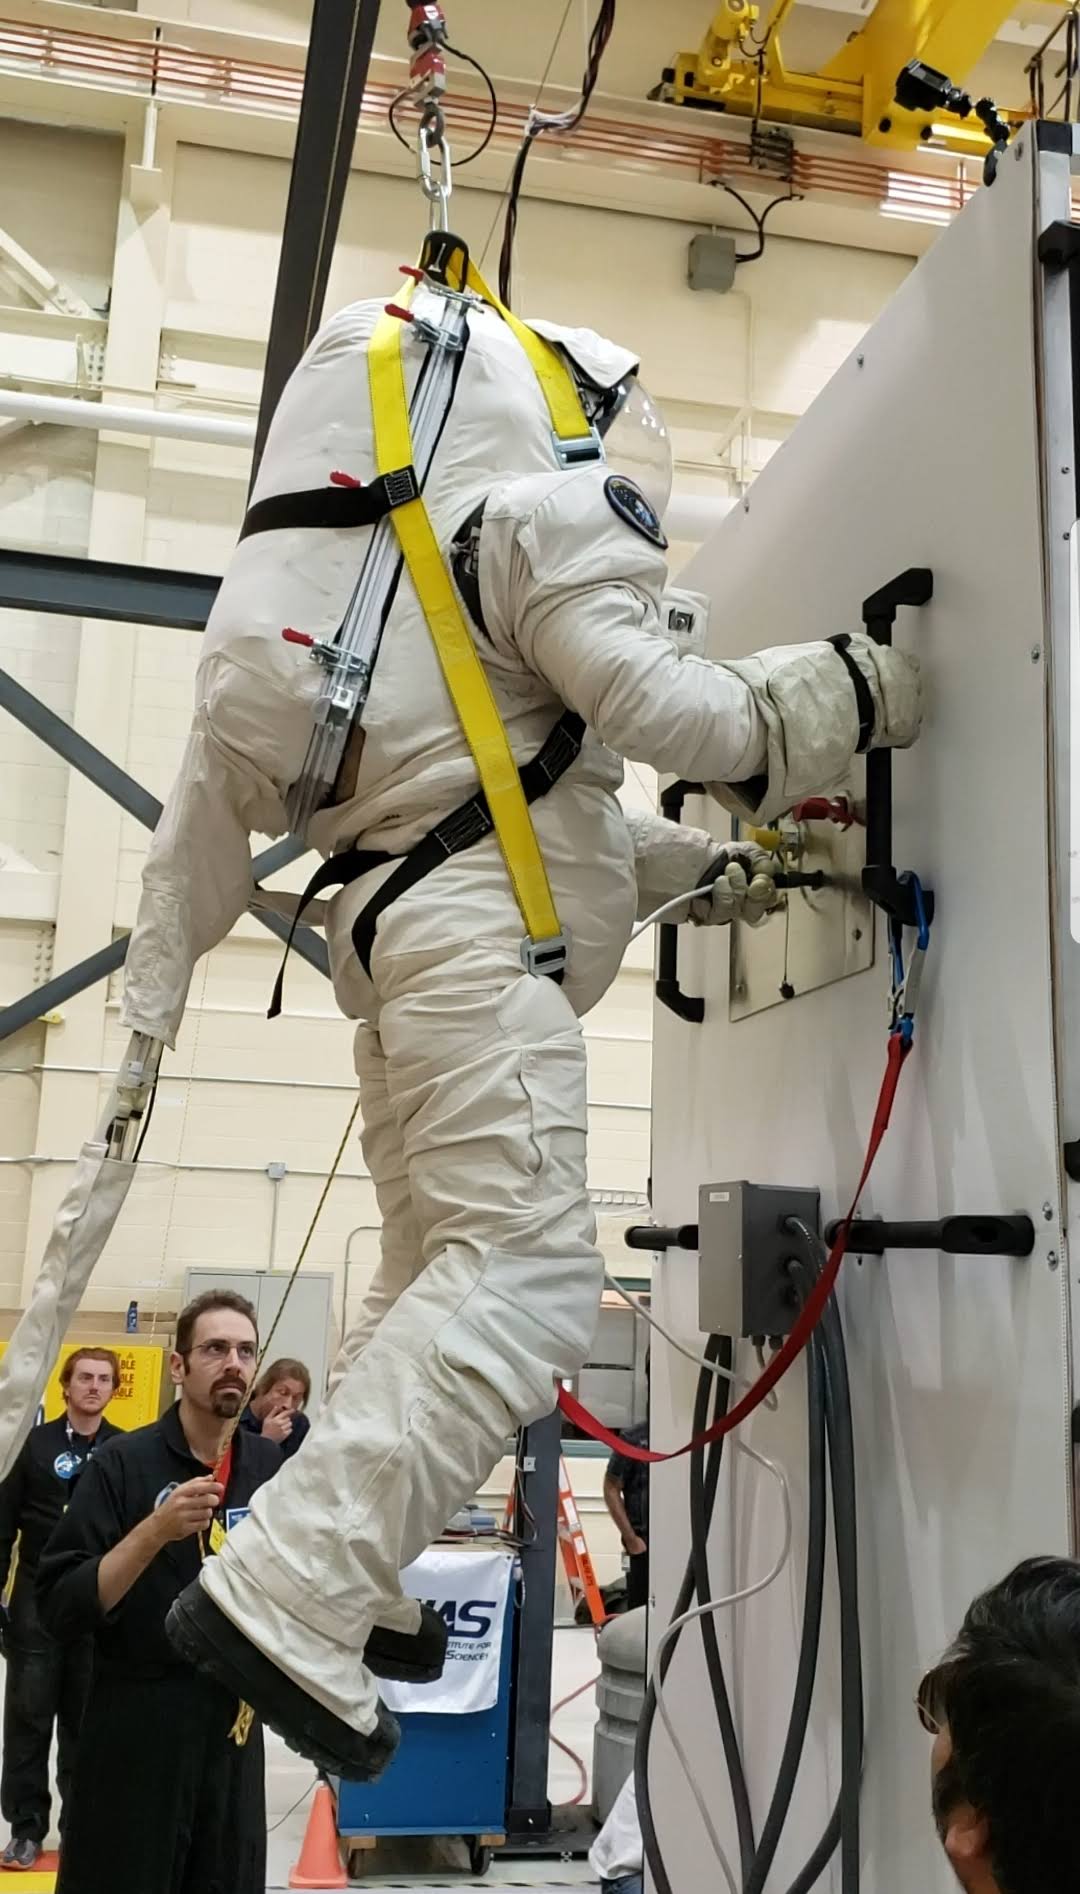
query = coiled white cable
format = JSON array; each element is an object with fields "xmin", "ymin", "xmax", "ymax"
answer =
[
  {"xmin": 630, "ymin": 884, "xmax": 713, "ymax": 940},
  {"xmin": 604, "ymin": 1273, "xmax": 778, "ymax": 1410},
  {"xmin": 650, "ymin": 1438, "xmax": 794, "ymax": 1894}
]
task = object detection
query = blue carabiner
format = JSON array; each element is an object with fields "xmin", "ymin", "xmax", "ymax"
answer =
[{"xmin": 890, "ymin": 872, "xmax": 931, "ymax": 1044}]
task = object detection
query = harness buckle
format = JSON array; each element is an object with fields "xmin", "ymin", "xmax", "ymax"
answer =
[
  {"xmin": 521, "ymin": 932, "xmax": 570, "ymax": 979},
  {"xmin": 384, "ymin": 465, "xmax": 420, "ymax": 509},
  {"xmin": 551, "ymin": 426, "xmax": 604, "ymax": 470}
]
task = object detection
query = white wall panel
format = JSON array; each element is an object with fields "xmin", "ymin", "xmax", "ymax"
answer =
[{"xmin": 647, "ymin": 126, "xmax": 1070, "ymax": 1894}]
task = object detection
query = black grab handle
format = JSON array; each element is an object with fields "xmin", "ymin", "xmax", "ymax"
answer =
[
  {"xmin": 824, "ymin": 1213, "xmax": 1035, "ymax": 1258},
  {"xmin": 655, "ymin": 780, "xmax": 707, "ymax": 1023},
  {"xmin": 625, "ymin": 1223, "xmax": 699, "ymax": 1252},
  {"xmin": 860, "ymin": 568, "xmax": 934, "ymax": 930}
]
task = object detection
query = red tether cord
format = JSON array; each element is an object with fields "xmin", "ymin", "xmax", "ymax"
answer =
[{"xmin": 558, "ymin": 1032, "xmax": 912, "ymax": 1462}]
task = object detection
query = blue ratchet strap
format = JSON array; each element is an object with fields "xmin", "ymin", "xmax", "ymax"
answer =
[{"xmin": 889, "ymin": 872, "xmax": 931, "ymax": 1049}]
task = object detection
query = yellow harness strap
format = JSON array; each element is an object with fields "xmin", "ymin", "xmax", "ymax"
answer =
[
  {"xmin": 464, "ymin": 262, "xmax": 598, "ymax": 458},
  {"xmin": 367, "ymin": 266, "xmax": 597, "ymax": 969}
]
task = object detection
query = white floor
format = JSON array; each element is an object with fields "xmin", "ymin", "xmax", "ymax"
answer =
[{"xmin": 1, "ymin": 1626, "xmax": 604, "ymax": 1892}]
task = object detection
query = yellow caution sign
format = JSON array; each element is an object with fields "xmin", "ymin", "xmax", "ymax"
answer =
[{"xmin": 0, "ymin": 1340, "xmax": 164, "ymax": 1433}]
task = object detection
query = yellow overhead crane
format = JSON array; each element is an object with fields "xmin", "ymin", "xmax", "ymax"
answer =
[{"xmin": 659, "ymin": 1, "xmax": 1063, "ymax": 154}]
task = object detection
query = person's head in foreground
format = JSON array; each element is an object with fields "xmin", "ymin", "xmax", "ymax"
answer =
[{"xmin": 918, "ymin": 1556, "xmax": 1080, "ymax": 1893}]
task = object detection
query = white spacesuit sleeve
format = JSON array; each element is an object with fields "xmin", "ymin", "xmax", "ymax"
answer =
[
  {"xmin": 480, "ymin": 469, "xmax": 767, "ymax": 789},
  {"xmin": 480, "ymin": 469, "xmax": 920, "ymax": 823},
  {"xmin": 624, "ymin": 807, "xmax": 718, "ymax": 924},
  {"xmin": 121, "ymin": 669, "xmax": 289, "ymax": 1048}
]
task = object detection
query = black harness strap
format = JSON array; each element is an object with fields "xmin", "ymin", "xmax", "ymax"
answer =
[
  {"xmin": 267, "ymin": 709, "xmax": 586, "ymax": 1018},
  {"xmin": 829, "ymin": 634, "xmax": 876, "ymax": 754},
  {"xmin": 239, "ymin": 466, "xmax": 419, "ymax": 543}
]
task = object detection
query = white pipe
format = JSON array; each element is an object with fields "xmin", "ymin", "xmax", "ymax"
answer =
[
  {"xmin": 142, "ymin": 100, "xmax": 159, "ymax": 172},
  {"xmin": 0, "ymin": 389, "xmax": 256, "ymax": 447},
  {"xmin": 0, "ymin": 390, "xmax": 732, "ymax": 540}
]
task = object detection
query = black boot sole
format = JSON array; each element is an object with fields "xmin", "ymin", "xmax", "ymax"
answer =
[
  {"xmin": 165, "ymin": 1580, "xmax": 400, "ymax": 1782},
  {"xmin": 364, "ymin": 1603, "xmax": 449, "ymax": 1683}
]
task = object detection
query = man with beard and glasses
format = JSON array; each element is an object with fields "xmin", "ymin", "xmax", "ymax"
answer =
[
  {"xmin": 35, "ymin": 1292, "xmax": 279, "ymax": 1894},
  {"xmin": 916, "ymin": 1556, "xmax": 1080, "ymax": 1894}
]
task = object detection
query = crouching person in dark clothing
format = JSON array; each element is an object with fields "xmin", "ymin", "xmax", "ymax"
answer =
[{"xmin": 36, "ymin": 1291, "xmax": 280, "ymax": 1894}]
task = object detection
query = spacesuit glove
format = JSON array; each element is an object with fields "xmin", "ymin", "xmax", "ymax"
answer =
[
  {"xmin": 689, "ymin": 845, "xmax": 779, "ymax": 928},
  {"xmin": 708, "ymin": 635, "xmax": 922, "ymax": 825},
  {"xmin": 833, "ymin": 631, "xmax": 922, "ymax": 753}
]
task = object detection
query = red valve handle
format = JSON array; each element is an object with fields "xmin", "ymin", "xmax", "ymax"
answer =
[
  {"xmin": 384, "ymin": 303, "xmax": 414, "ymax": 323},
  {"xmin": 791, "ymin": 796, "xmax": 862, "ymax": 830},
  {"xmin": 282, "ymin": 627, "xmax": 315, "ymax": 648},
  {"xmin": 329, "ymin": 470, "xmax": 362, "ymax": 489},
  {"xmin": 399, "ymin": 264, "xmax": 425, "ymax": 283}
]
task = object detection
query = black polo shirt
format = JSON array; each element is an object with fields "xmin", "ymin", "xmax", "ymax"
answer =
[
  {"xmin": 36, "ymin": 1403, "xmax": 279, "ymax": 1676},
  {"xmin": 0, "ymin": 1414, "xmax": 121, "ymax": 1593}
]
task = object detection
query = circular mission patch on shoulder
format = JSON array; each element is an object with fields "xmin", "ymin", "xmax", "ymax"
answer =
[{"xmin": 604, "ymin": 474, "xmax": 668, "ymax": 550}]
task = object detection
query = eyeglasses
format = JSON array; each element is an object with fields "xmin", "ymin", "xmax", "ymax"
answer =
[
  {"xmin": 915, "ymin": 1671, "xmax": 943, "ymax": 1736},
  {"xmin": 190, "ymin": 1339, "xmax": 257, "ymax": 1364}
]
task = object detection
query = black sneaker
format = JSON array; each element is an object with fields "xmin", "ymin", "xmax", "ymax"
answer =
[
  {"xmin": 365, "ymin": 1605, "xmax": 448, "ymax": 1683},
  {"xmin": 165, "ymin": 1580, "xmax": 400, "ymax": 1781},
  {"xmin": 2, "ymin": 1838, "xmax": 42, "ymax": 1871}
]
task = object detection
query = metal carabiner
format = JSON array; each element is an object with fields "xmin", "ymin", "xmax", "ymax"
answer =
[{"xmin": 418, "ymin": 113, "xmax": 452, "ymax": 232}]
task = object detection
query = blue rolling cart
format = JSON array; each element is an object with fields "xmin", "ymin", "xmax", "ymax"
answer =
[{"xmin": 336, "ymin": 1563, "xmax": 516, "ymax": 1877}]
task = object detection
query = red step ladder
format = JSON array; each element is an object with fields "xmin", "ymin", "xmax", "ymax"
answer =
[
  {"xmin": 557, "ymin": 1457, "xmax": 609, "ymax": 1629},
  {"xmin": 505, "ymin": 1459, "xmax": 608, "ymax": 1628}
]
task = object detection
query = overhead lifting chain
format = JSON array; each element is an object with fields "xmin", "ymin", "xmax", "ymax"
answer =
[{"xmin": 405, "ymin": 3, "xmax": 454, "ymax": 231}]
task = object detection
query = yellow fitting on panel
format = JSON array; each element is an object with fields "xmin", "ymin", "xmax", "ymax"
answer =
[{"xmin": 747, "ymin": 827, "xmax": 783, "ymax": 853}]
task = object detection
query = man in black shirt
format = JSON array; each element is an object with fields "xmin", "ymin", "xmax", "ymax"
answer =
[
  {"xmin": 0, "ymin": 1346, "xmax": 120, "ymax": 1870},
  {"xmin": 604, "ymin": 1422, "xmax": 650, "ymax": 1612},
  {"xmin": 37, "ymin": 1291, "xmax": 280, "ymax": 1894}
]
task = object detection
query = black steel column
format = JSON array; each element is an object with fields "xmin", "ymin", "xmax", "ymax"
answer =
[
  {"xmin": 251, "ymin": 0, "xmax": 383, "ymax": 482},
  {"xmin": 506, "ymin": 1409, "xmax": 561, "ymax": 1838}
]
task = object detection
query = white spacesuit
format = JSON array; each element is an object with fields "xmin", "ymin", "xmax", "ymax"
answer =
[{"xmin": 124, "ymin": 274, "xmax": 919, "ymax": 1776}]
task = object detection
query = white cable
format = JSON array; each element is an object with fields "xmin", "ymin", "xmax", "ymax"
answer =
[
  {"xmin": 649, "ymin": 1439, "xmax": 794, "ymax": 1894},
  {"xmin": 477, "ymin": 0, "xmax": 575, "ymax": 269},
  {"xmin": 630, "ymin": 883, "xmax": 713, "ymax": 940},
  {"xmin": 603, "ymin": 1273, "xmax": 778, "ymax": 1410}
]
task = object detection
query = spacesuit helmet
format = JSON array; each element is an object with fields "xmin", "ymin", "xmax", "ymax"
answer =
[
  {"xmin": 591, "ymin": 374, "xmax": 673, "ymax": 523},
  {"xmin": 523, "ymin": 317, "xmax": 673, "ymax": 521}
]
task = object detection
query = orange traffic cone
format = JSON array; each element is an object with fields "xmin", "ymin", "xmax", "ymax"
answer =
[{"xmin": 289, "ymin": 1777, "xmax": 348, "ymax": 1889}]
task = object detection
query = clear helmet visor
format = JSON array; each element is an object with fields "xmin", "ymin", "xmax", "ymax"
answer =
[{"xmin": 597, "ymin": 377, "xmax": 674, "ymax": 522}]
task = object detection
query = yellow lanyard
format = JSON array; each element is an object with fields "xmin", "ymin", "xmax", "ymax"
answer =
[{"xmin": 366, "ymin": 258, "xmax": 596, "ymax": 969}]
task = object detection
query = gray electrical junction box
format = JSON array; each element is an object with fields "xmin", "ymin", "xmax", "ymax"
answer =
[{"xmin": 698, "ymin": 1181, "xmax": 821, "ymax": 1338}]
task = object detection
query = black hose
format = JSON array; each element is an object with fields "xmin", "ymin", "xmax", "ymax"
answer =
[
  {"xmin": 775, "ymin": 1230, "xmax": 862, "ymax": 1894},
  {"xmin": 820, "ymin": 1291, "xmax": 863, "ymax": 1894},
  {"xmin": 744, "ymin": 1329, "xmax": 827, "ymax": 1894},
  {"xmin": 779, "ymin": 1304, "xmax": 861, "ymax": 1894},
  {"xmin": 636, "ymin": 1334, "xmax": 732, "ymax": 1894},
  {"xmin": 637, "ymin": 1263, "xmax": 862, "ymax": 1894},
  {"xmin": 690, "ymin": 1365, "xmax": 757, "ymax": 1876},
  {"xmin": 784, "ymin": 1806, "xmax": 841, "ymax": 1894}
]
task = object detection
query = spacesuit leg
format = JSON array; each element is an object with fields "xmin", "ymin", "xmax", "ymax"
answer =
[
  {"xmin": 328, "ymin": 1024, "xmax": 426, "ymax": 1394},
  {"xmin": 170, "ymin": 794, "xmax": 634, "ymax": 1765}
]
